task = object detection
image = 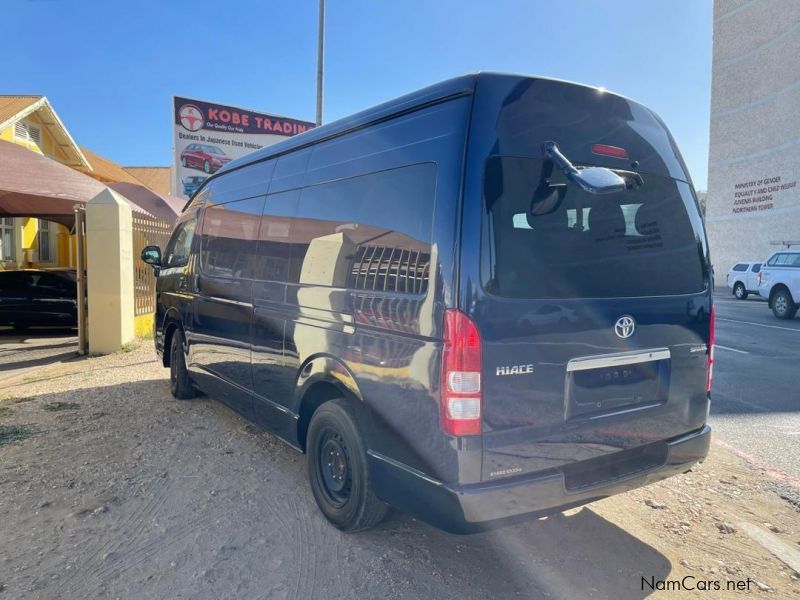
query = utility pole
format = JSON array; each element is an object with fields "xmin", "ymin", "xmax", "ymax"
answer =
[{"xmin": 316, "ymin": 0, "xmax": 325, "ymax": 126}]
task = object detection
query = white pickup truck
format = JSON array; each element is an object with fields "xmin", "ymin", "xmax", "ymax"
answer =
[{"xmin": 757, "ymin": 251, "xmax": 800, "ymax": 319}]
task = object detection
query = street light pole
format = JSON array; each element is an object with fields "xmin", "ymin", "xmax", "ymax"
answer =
[{"xmin": 316, "ymin": 0, "xmax": 325, "ymax": 126}]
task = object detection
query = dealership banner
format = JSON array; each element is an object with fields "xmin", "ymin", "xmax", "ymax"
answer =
[{"xmin": 172, "ymin": 96, "xmax": 315, "ymax": 200}]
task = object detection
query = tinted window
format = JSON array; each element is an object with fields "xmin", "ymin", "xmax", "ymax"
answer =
[
  {"xmin": 200, "ymin": 197, "xmax": 266, "ymax": 279},
  {"xmin": 289, "ymin": 163, "xmax": 436, "ymax": 293},
  {"xmin": 163, "ymin": 217, "xmax": 197, "ymax": 268},
  {"xmin": 751, "ymin": 263, "xmax": 761, "ymax": 273},
  {"xmin": 256, "ymin": 190, "xmax": 298, "ymax": 283},
  {"xmin": 482, "ymin": 156, "xmax": 706, "ymax": 299},
  {"xmin": 733, "ymin": 264, "xmax": 748, "ymax": 272},
  {"xmin": 207, "ymin": 161, "xmax": 274, "ymax": 205},
  {"xmin": 27, "ymin": 273, "xmax": 72, "ymax": 296}
]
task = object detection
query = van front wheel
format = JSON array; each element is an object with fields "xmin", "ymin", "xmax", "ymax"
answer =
[
  {"xmin": 169, "ymin": 329, "xmax": 196, "ymax": 399},
  {"xmin": 307, "ymin": 399, "xmax": 388, "ymax": 532}
]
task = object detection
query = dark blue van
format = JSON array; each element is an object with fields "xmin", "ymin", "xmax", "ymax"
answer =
[{"xmin": 142, "ymin": 73, "xmax": 713, "ymax": 533}]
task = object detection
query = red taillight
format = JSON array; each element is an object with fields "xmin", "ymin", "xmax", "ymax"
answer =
[
  {"xmin": 758, "ymin": 272, "xmax": 762, "ymax": 287},
  {"xmin": 706, "ymin": 306, "xmax": 715, "ymax": 394},
  {"xmin": 441, "ymin": 309, "xmax": 482, "ymax": 436},
  {"xmin": 591, "ymin": 144, "xmax": 629, "ymax": 160}
]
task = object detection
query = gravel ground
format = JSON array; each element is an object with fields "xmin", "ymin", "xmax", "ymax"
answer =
[{"xmin": 0, "ymin": 344, "xmax": 799, "ymax": 599}]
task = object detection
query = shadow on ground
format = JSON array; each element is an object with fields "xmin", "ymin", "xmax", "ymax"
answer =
[{"xmin": 0, "ymin": 327, "xmax": 78, "ymax": 376}]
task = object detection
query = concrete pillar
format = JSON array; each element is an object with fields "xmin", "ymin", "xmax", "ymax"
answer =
[{"xmin": 86, "ymin": 188, "xmax": 134, "ymax": 354}]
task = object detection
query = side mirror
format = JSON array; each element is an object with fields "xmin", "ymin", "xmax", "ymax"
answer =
[
  {"xmin": 543, "ymin": 141, "xmax": 627, "ymax": 195},
  {"xmin": 141, "ymin": 245, "xmax": 162, "ymax": 267}
]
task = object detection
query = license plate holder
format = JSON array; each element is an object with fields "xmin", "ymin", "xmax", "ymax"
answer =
[{"xmin": 565, "ymin": 348, "xmax": 670, "ymax": 421}]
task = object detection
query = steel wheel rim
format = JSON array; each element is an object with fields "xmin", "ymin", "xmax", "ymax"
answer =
[
  {"xmin": 735, "ymin": 286, "xmax": 744, "ymax": 298},
  {"xmin": 316, "ymin": 428, "xmax": 352, "ymax": 508},
  {"xmin": 776, "ymin": 296, "xmax": 787, "ymax": 313}
]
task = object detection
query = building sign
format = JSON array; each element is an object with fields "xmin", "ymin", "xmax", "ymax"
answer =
[
  {"xmin": 172, "ymin": 96, "xmax": 314, "ymax": 200},
  {"xmin": 731, "ymin": 175, "xmax": 797, "ymax": 215}
]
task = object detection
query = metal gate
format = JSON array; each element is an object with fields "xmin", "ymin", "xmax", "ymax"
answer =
[{"xmin": 131, "ymin": 214, "xmax": 172, "ymax": 317}]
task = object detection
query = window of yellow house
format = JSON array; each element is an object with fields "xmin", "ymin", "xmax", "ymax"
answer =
[
  {"xmin": 1, "ymin": 218, "xmax": 15, "ymax": 261},
  {"xmin": 38, "ymin": 219, "xmax": 52, "ymax": 262}
]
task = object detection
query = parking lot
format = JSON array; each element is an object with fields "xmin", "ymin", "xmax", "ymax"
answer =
[{"xmin": 711, "ymin": 289, "xmax": 800, "ymax": 481}]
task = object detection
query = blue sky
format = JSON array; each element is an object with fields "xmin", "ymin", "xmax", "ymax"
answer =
[{"xmin": 4, "ymin": 0, "xmax": 712, "ymax": 187}]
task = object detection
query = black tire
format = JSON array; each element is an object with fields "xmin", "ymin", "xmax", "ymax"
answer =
[
  {"xmin": 203, "ymin": 160, "xmax": 211, "ymax": 173},
  {"xmin": 169, "ymin": 329, "xmax": 196, "ymax": 399},
  {"xmin": 12, "ymin": 322, "xmax": 29, "ymax": 332},
  {"xmin": 733, "ymin": 282, "xmax": 748, "ymax": 300},
  {"xmin": 307, "ymin": 399, "xmax": 388, "ymax": 532},
  {"xmin": 771, "ymin": 289, "xmax": 798, "ymax": 320}
]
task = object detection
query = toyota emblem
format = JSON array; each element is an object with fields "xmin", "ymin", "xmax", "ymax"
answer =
[{"xmin": 614, "ymin": 315, "xmax": 636, "ymax": 339}]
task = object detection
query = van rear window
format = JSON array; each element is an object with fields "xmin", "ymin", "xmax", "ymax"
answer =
[{"xmin": 482, "ymin": 156, "xmax": 706, "ymax": 299}]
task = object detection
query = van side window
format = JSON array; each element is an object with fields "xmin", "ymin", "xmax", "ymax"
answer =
[
  {"xmin": 751, "ymin": 263, "xmax": 761, "ymax": 273},
  {"xmin": 206, "ymin": 161, "xmax": 274, "ymax": 205},
  {"xmin": 256, "ymin": 189, "xmax": 299, "ymax": 283},
  {"xmin": 163, "ymin": 217, "xmax": 197, "ymax": 268},
  {"xmin": 200, "ymin": 197, "xmax": 266, "ymax": 279},
  {"xmin": 732, "ymin": 263, "xmax": 748, "ymax": 271},
  {"xmin": 289, "ymin": 163, "xmax": 436, "ymax": 294}
]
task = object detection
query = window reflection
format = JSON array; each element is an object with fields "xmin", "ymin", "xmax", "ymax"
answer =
[{"xmin": 200, "ymin": 197, "xmax": 265, "ymax": 279}]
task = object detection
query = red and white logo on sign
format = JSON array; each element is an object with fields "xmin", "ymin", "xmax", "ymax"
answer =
[{"xmin": 179, "ymin": 104, "xmax": 204, "ymax": 132}]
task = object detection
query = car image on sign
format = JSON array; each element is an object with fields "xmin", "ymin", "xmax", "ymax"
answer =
[{"xmin": 179, "ymin": 143, "xmax": 231, "ymax": 174}]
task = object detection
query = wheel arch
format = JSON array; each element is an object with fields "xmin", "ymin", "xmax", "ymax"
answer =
[
  {"xmin": 295, "ymin": 354, "xmax": 367, "ymax": 453},
  {"xmin": 768, "ymin": 283, "xmax": 793, "ymax": 307},
  {"xmin": 161, "ymin": 309, "xmax": 183, "ymax": 367}
]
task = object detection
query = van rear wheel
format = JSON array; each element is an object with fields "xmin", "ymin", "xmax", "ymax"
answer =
[
  {"xmin": 169, "ymin": 329, "xmax": 196, "ymax": 399},
  {"xmin": 733, "ymin": 282, "xmax": 747, "ymax": 300},
  {"xmin": 772, "ymin": 289, "xmax": 798, "ymax": 320},
  {"xmin": 307, "ymin": 399, "xmax": 388, "ymax": 532}
]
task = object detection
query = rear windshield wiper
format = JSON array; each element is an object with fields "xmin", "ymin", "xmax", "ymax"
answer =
[{"xmin": 543, "ymin": 141, "xmax": 641, "ymax": 194}]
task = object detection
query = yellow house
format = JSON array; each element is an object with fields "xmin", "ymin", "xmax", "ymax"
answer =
[{"xmin": 0, "ymin": 95, "xmax": 92, "ymax": 270}]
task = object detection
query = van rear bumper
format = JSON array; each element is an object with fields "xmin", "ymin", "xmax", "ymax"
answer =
[{"xmin": 368, "ymin": 425, "xmax": 711, "ymax": 534}]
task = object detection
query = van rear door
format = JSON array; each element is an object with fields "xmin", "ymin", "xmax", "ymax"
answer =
[
  {"xmin": 474, "ymin": 157, "xmax": 711, "ymax": 484},
  {"xmin": 461, "ymin": 76, "xmax": 712, "ymax": 486}
]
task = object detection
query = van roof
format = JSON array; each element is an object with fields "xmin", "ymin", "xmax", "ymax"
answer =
[
  {"xmin": 216, "ymin": 74, "xmax": 478, "ymax": 175},
  {"xmin": 190, "ymin": 73, "xmax": 638, "ymax": 207},
  {"xmin": 219, "ymin": 73, "xmax": 634, "ymax": 172}
]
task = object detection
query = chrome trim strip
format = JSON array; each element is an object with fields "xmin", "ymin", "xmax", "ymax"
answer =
[
  {"xmin": 566, "ymin": 348, "xmax": 671, "ymax": 373},
  {"xmin": 205, "ymin": 296, "xmax": 253, "ymax": 308},
  {"xmin": 367, "ymin": 450, "xmax": 444, "ymax": 487}
]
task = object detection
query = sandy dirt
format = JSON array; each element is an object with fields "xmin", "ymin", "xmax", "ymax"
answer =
[{"xmin": 0, "ymin": 344, "xmax": 798, "ymax": 599}]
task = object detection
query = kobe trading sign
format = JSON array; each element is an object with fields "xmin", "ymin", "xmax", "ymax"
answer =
[{"xmin": 172, "ymin": 96, "xmax": 315, "ymax": 200}]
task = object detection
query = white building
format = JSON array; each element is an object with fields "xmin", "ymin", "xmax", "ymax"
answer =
[{"xmin": 706, "ymin": 0, "xmax": 800, "ymax": 274}]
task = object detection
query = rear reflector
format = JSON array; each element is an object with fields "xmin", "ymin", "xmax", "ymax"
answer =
[
  {"xmin": 441, "ymin": 309, "xmax": 482, "ymax": 436},
  {"xmin": 591, "ymin": 144, "xmax": 629, "ymax": 160},
  {"xmin": 706, "ymin": 306, "xmax": 715, "ymax": 394}
]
